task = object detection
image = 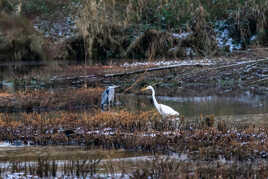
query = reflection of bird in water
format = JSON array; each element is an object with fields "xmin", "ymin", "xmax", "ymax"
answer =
[
  {"xmin": 141, "ymin": 86, "xmax": 180, "ymax": 119},
  {"xmin": 101, "ymin": 85, "xmax": 119, "ymax": 111}
]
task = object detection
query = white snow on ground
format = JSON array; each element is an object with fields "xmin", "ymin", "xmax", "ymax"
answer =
[
  {"xmin": 215, "ymin": 21, "xmax": 242, "ymax": 52},
  {"xmin": 0, "ymin": 141, "xmax": 12, "ymax": 147},
  {"xmin": 250, "ymin": 35, "xmax": 256, "ymax": 41},
  {"xmin": 5, "ymin": 172, "xmax": 39, "ymax": 179},
  {"xmin": 172, "ymin": 32, "xmax": 191, "ymax": 39},
  {"xmin": 0, "ymin": 141, "xmax": 34, "ymax": 148},
  {"xmin": 121, "ymin": 58, "xmax": 215, "ymax": 68},
  {"xmin": 87, "ymin": 127, "xmax": 115, "ymax": 135},
  {"xmin": 5, "ymin": 172, "xmax": 130, "ymax": 179}
]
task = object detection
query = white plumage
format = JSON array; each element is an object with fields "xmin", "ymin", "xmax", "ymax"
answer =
[{"xmin": 141, "ymin": 86, "xmax": 180, "ymax": 119}]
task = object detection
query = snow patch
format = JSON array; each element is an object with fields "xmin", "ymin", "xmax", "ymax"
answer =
[
  {"xmin": 0, "ymin": 141, "xmax": 12, "ymax": 147},
  {"xmin": 172, "ymin": 32, "xmax": 191, "ymax": 39},
  {"xmin": 215, "ymin": 21, "xmax": 241, "ymax": 52},
  {"xmin": 87, "ymin": 127, "xmax": 115, "ymax": 136},
  {"xmin": 121, "ymin": 59, "xmax": 215, "ymax": 68},
  {"xmin": 5, "ymin": 172, "xmax": 39, "ymax": 179}
]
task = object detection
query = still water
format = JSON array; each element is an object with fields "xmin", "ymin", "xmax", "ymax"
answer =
[{"xmin": 119, "ymin": 92, "xmax": 268, "ymax": 117}]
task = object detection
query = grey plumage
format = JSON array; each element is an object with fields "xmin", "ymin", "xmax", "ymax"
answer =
[{"xmin": 101, "ymin": 85, "xmax": 118, "ymax": 111}]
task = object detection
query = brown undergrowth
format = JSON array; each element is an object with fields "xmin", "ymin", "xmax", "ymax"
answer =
[
  {"xmin": 0, "ymin": 87, "xmax": 103, "ymax": 112},
  {"xmin": 0, "ymin": 110, "xmax": 268, "ymax": 162}
]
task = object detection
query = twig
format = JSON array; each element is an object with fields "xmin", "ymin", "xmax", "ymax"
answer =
[
  {"xmin": 104, "ymin": 63, "xmax": 207, "ymax": 78},
  {"xmin": 180, "ymin": 58, "xmax": 268, "ymax": 80},
  {"xmin": 247, "ymin": 78, "xmax": 268, "ymax": 85}
]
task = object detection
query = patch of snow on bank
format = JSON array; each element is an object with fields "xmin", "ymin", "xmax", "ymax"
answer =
[
  {"xmin": 172, "ymin": 32, "xmax": 191, "ymax": 39},
  {"xmin": 33, "ymin": 16, "xmax": 77, "ymax": 39},
  {"xmin": 87, "ymin": 127, "xmax": 115, "ymax": 136},
  {"xmin": 215, "ymin": 21, "xmax": 241, "ymax": 52},
  {"xmin": 5, "ymin": 172, "xmax": 39, "ymax": 179},
  {"xmin": 0, "ymin": 140, "xmax": 33, "ymax": 148},
  {"xmin": 5, "ymin": 172, "xmax": 130, "ymax": 179},
  {"xmin": 121, "ymin": 59, "xmax": 215, "ymax": 68},
  {"xmin": 0, "ymin": 141, "xmax": 12, "ymax": 147}
]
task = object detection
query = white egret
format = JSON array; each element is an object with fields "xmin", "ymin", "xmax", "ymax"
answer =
[
  {"xmin": 101, "ymin": 85, "xmax": 119, "ymax": 111},
  {"xmin": 141, "ymin": 86, "xmax": 180, "ymax": 119}
]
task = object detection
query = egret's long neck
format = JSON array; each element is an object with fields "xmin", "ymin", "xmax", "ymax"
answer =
[{"xmin": 151, "ymin": 88, "xmax": 159, "ymax": 108}]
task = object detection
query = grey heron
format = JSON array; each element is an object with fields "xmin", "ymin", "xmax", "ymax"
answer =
[{"xmin": 101, "ymin": 85, "xmax": 119, "ymax": 111}]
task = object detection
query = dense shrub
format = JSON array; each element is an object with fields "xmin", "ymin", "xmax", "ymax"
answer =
[{"xmin": 0, "ymin": 14, "xmax": 47, "ymax": 61}]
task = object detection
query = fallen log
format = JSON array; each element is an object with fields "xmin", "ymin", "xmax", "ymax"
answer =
[
  {"xmin": 104, "ymin": 58, "xmax": 268, "ymax": 78},
  {"xmin": 247, "ymin": 77, "xmax": 268, "ymax": 85},
  {"xmin": 104, "ymin": 63, "xmax": 208, "ymax": 78},
  {"xmin": 179, "ymin": 58, "xmax": 268, "ymax": 80},
  {"xmin": 50, "ymin": 75, "xmax": 97, "ymax": 81}
]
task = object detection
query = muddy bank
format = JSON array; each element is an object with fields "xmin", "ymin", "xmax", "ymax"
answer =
[
  {"xmin": 2, "ymin": 57, "xmax": 268, "ymax": 102},
  {"xmin": 104, "ymin": 57, "xmax": 268, "ymax": 96}
]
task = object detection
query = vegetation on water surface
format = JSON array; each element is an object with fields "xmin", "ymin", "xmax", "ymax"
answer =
[{"xmin": 2, "ymin": 153, "xmax": 268, "ymax": 178}]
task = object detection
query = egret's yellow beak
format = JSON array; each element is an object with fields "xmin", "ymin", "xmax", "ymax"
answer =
[{"xmin": 141, "ymin": 87, "xmax": 147, "ymax": 92}]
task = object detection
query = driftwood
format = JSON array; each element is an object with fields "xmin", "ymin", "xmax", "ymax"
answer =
[
  {"xmin": 179, "ymin": 58, "xmax": 268, "ymax": 80},
  {"xmin": 48, "ymin": 58, "xmax": 268, "ymax": 82},
  {"xmin": 50, "ymin": 75, "xmax": 97, "ymax": 82},
  {"xmin": 104, "ymin": 63, "xmax": 206, "ymax": 78},
  {"xmin": 104, "ymin": 58, "xmax": 268, "ymax": 78},
  {"xmin": 247, "ymin": 78, "xmax": 268, "ymax": 85}
]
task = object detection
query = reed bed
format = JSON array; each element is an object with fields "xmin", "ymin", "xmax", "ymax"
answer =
[
  {"xmin": 74, "ymin": 0, "xmax": 268, "ymax": 62},
  {"xmin": 2, "ymin": 156, "xmax": 268, "ymax": 178},
  {"xmin": 0, "ymin": 108, "xmax": 267, "ymax": 178},
  {"xmin": 0, "ymin": 110, "xmax": 267, "ymax": 162},
  {"xmin": 0, "ymin": 87, "xmax": 103, "ymax": 112}
]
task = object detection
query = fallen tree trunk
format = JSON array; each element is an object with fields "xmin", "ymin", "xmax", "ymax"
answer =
[
  {"xmin": 104, "ymin": 58, "xmax": 268, "ymax": 78},
  {"xmin": 179, "ymin": 58, "xmax": 268, "ymax": 80},
  {"xmin": 104, "ymin": 63, "xmax": 207, "ymax": 78}
]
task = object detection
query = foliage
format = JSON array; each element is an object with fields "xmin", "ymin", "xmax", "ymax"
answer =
[
  {"xmin": 0, "ymin": 14, "xmax": 47, "ymax": 61},
  {"xmin": 74, "ymin": 0, "xmax": 268, "ymax": 62},
  {"xmin": 0, "ymin": 0, "xmax": 14, "ymax": 14},
  {"xmin": 20, "ymin": 0, "xmax": 79, "ymax": 17}
]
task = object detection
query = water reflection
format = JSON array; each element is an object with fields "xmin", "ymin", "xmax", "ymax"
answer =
[
  {"xmin": 1, "ymin": 79, "xmax": 268, "ymax": 118},
  {"xmin": 118, "ymin": 93, "xmax": 268, "ymax": 117}
]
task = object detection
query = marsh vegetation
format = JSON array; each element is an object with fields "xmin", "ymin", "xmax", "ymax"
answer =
[{"xmin": 1, "ymin": 0, "xmax": 268, "ymax": 178}]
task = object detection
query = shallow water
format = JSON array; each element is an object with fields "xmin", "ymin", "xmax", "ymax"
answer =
[
  {"xmin": 119, "ymin": 92, "xmax": 268, "ymax": 118},
  {"xmin": 2, "ymin": 78, "xmax": 268, "ymax": 120}
]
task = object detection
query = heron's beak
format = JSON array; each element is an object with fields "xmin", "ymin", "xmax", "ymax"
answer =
[{"xmin": 141, "ymin": 87, "xmax": 147, "ymax": 92}]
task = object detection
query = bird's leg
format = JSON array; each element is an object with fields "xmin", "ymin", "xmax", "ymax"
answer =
[
  {"xmin": 111, "ymin": 98, "xmax": 114, "ymax": 107},
  {"xmin": 101, "ymin": 104, "xmax": 104, "ymax": 111},
  {"xmin": 108, "ymin": 101, "xmax": 111, "ymax": 110},
  {"xmin": 147, "ymin": 120, "xmax": 153, "ymax": 132},
  {"xmin": 166, "ymin": 116, "xmax": 180, "ymax": 130},
  {"xmin": 161, "ymin": 117, "xmax": 170, "ymax": 130},
  {"xmin": 173, "ymin": 117, "xmax": 181, "ymax": 130}
]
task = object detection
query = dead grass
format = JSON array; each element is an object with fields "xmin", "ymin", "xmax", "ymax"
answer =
[
  {"xmin": 0, "ymin": 87, "xmax": 103, "ymax": 112},
  {"xmin": 0, "ymin": 109, "xmax": 267, "ymax": 177},
  {"xmin": 0, "ymin": 110, "xmax": 267, "ymax": 161},
  {"xmin": 73, "ymin": 0, "xmax": 268, "ymax": 62}
]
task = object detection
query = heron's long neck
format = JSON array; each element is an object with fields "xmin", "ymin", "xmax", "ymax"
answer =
[{"xmin": 151, "ymin": 88, "xmax": 159, "ymax": 108}]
